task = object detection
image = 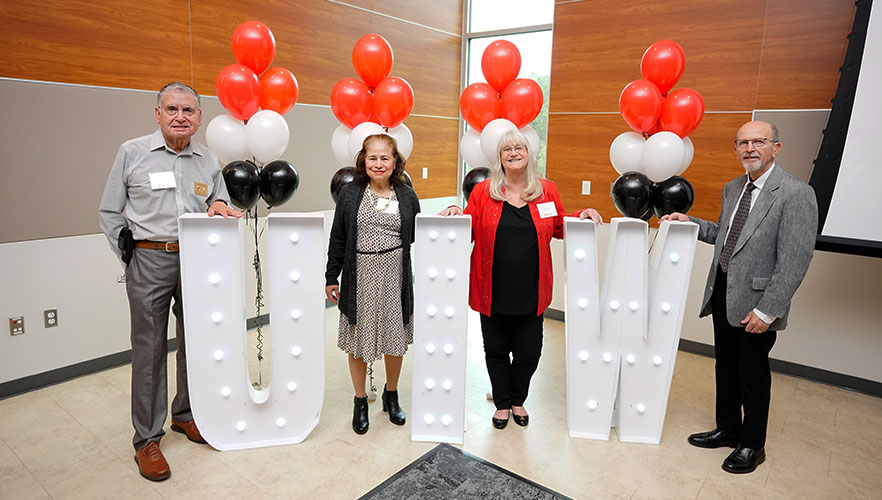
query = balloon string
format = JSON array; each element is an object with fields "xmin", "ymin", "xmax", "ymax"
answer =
[{"xmin": 250, "ymin": 206, "xmax": 265, "ymax": 388}]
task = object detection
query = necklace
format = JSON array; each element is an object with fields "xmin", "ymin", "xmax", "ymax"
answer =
[{"xmin": 368, "ymin": 186, "xmax": 395, "ymax": 211}]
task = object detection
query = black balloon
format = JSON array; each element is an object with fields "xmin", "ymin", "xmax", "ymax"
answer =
[
  {"xmin": 259, "ymin": 160, "xmax": 299, "ymax": 207},
  {"xmin": 462, "ymin": 167, "xmax": 490, "ymax": 202},
  {"xmin": 330, "ymin": 167, "xmax": 357, "ymax": 205},
  {"xmin": 222, "ymin": 160, "xmax": 260, "ymax": 210},
  {"xmin": 651, "ymin": 176, "xmax": 695, "ymax": 218},
  {"xmin": 611, "ymin": 171, "xmax": 653, "ymax": 219}
]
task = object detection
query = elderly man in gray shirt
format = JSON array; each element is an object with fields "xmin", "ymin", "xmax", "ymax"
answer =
[{"xmin": 99, "ymin": 81, "xmax": 242, "ymax": 481}]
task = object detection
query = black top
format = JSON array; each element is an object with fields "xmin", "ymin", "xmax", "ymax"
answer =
[
  {"xmin": 491, "ymin": 202, "xmax": 539, "ymax": 315},
  {"xmin": 325, "ymin": 181, "xmax": 421, "ymax": 325}
]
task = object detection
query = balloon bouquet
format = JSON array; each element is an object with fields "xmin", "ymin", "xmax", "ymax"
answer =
[
  {"xmin": 609, "ymin": 40, "xmax": 703, "ymax": 220},
  {"xmin": 208, "ymin": 21, "xmax": 302, "ymax": 386},
  {"xmin": 459, "ymin": 40, "xmax": 544, "ymax": 201},
  {"xmin": 329, "ymin": 34, "xmax": 415, "ymax": 203},
  {"xmin": 209, "ymin": 20, "xmax": 301, "ymax": 212}
]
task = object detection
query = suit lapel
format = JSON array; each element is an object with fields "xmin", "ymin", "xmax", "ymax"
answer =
[
  {"xmin": 732, "ymin": 167, "xmax": 782, "ymax": 256},
  {"xmin": 720, "ymin": 177, "xmax": 747, "ymax": 239}
]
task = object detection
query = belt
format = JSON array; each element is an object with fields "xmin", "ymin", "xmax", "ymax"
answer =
[
  {"xmin": 135, "ymin": 240, "xmax": 179, "ymax": 252},
  {"xmin": 357, "ymin": 244, "xmax": 403, "ymax": 255}
]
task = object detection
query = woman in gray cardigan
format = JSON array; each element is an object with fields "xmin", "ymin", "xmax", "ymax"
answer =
[{"xmin": 325, "ymin": 134, "xmax": 420, "ymax": 435}]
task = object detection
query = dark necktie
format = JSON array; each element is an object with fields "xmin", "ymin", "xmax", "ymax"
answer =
[{"xmin": 719, "ymin": 182, "xmax": 756, "ymax": 273}]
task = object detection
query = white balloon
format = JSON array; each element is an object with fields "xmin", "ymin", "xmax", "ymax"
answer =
[
  {"xmin": 387, "ymin": 123, "xmax": 414, "ymax": 159},
  {"xmin": 347, "ymin": 122, "xmax": 386, "ymax": 161},
  {"xmin": 206, "ymin": 114, "xmax": 249, "ymax": 165},
  {"xmin": 609, "ymin": 131, "xmax": 646, "ymax": 175},
  {"xmin": 677, "ymin": 136, "xmax": 694, "ymax": 176},
  {"xmin": 460, "ymin": 129, "xmax": 488, "ymax": 168},
  {"xmin": 245, "ymin": 110, "xmax": 290, "ymax": 165},
  {"xmin": 480, "ymin": 118, "xmax": 517, "ymax": 166},
  {"xmin": 519, "ymin": 126, "xmax": 540, "ymax": 160},
  {"xmin": 641, "ymin": 131, "xmax": 686, "ymax": 183},
  {"xmin": 331, "ymin": 124, "xmax": 353, "ymax": 167}
]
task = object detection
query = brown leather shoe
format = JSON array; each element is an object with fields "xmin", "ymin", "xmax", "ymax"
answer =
[
  {"xmin": 171, "ymin": 419, "xmax": 207, "ymax": 444},
  {"xmin": 135, "ymin": 442, "xmax": 170, "ymax": 481}
]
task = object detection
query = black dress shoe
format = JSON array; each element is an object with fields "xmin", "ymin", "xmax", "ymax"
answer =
[
  {"xmin": 687, "ymin": 428, "xmax": 739, "ymax": 449},
  {"xmin": 722, "ymin": 446, "xmax": 765, "ymax": 474},
  {"xmin": 492, "ymin": 410, "xmax": 510, "ymax": 429},
  {"xmin": 352, "ymin": 396, "xmax": 369, "ymax": 434},
  {"xmin": 512, "ymin": 413, "xmax": 529, "ymax": 427},
  {"xmin": 382, "ymin": 385, "xmax": 406, "ymax": 425}
]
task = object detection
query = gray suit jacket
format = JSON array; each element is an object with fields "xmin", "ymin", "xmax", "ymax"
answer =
[{"xmin": 689, "ymin": 165, "xmax": 818, "ymax": 330}]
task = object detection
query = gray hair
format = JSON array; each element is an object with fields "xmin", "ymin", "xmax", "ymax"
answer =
[
  {"xmin": 736, "ymin": 120, "xmax": 779, "ymax": 142},
  {"xmin": 487, "ymin": 129, "xmax": 544, "ymax": 202},
  {"xmin": 157, "ymin": 81, "xmax": 201, "ymax": 107}
]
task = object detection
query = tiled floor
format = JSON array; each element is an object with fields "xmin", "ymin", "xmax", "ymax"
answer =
[{"xmin": 1, "ymin": 309, "xmax": 880, "ymax": 499}]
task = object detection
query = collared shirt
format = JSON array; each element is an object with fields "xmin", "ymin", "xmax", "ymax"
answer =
[
  {"xmin": 99, "ymin": 129, "xmax": 229, "ymax": 257},
  {"xmin": 724, "ymin": 162, "xmax": 775, "ymax": 242},
  {"xmin": 724, "ymin": 162, "xmax": 777, "ymax": 325}
]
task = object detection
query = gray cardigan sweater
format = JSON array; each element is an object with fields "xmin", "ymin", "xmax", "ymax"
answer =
[{"xmin": 325, "ymin": 181, "xmax": 420, "ymax": 325}]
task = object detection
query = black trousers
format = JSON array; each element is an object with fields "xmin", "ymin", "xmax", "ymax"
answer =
[
  {"xmin": 711, "ymin": 266, "xmax": 777, "ymax": 449},
  {"xmin": 480, "ymin": 312, "xmax": 544, "ymax": 410}
]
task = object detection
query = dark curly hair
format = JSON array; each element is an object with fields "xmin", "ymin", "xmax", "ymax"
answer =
[{"xmin": 354, "ymin": 134, "xmax": 407, "ymax": 186}]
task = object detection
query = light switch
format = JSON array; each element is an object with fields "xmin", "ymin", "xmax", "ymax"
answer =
[{"xmin": 582, "ymin": 181, "xmax": 591, "ymax": 195}]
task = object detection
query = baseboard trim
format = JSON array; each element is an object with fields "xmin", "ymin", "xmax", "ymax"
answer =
[{"xmin": 0, "ymin": 339, "xmax": 178, "ymax": 400}]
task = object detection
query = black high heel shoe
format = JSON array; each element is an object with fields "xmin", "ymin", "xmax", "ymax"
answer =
[
  {"xmin": 352, "ymin": 396, "xmax": 369, "ymax": 434},
  {"xmin": 382, "ymin": 385, "xmax": 406, "ymax": 425},
  {"xmin": 492, "ymin": 410, "xmax": 510, "ymax": 429}
]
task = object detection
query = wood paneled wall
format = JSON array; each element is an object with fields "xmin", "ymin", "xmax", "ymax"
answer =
[
  {"xmin": 0, "ymin": 0, "xmax": 463, "ymax": 199},
  {"xmin": 547, "ymin": 0, "xmax": 854, "ymax": 221}
]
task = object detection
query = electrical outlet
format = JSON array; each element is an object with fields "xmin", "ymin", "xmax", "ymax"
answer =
[
  {"xmin": 422, "ymin": 167, "xmax": 428, "ymax": 179},
  {"xmin": 44, "ymin": 309, "xmax": 58, "ymax": 328},
  {"xmin": 9, "ymin": 317, "xmax": 24, "ymax": 336}
]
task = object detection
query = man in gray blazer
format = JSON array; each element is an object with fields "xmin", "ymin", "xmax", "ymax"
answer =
[{"xmin": 662, "ymin": 120, "xmax": 818, "ymax": 473}]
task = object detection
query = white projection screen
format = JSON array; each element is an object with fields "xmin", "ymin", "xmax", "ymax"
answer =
[{"xmin": 811, "ymin": 0, "xmax": 882, "ymax": 257}]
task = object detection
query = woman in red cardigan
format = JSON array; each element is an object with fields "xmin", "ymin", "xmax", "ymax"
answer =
[{"xmin": 440, "ymin": 129, "xmax": 602, "ymax": 429}]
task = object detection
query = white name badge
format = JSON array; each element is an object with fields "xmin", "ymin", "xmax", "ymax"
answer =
[
  {"xmin": 149, "ymin": 171, "xmax": 176, "ymax": 190},
  {"xmin": 383, "ymin": 200, "xmax": 400, "ymax": 214},
  {"xmin": 537, "ymin": 201, "xmax": 557, "ymax": 218}
]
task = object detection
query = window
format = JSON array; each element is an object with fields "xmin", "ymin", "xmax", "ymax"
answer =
[{"xmin": 462, "ymin": 1, "xmax": 554, "ymax": 177}]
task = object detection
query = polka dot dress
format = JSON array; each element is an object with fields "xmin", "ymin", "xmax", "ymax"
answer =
[{"xmin": 338, "ymin": 186, "xmax": 413, "ymax": 361}]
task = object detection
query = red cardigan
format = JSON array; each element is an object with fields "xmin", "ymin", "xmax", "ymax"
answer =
[{"xmin": 464, "ymin": 178, "xmax": 576, "ymax": 317}]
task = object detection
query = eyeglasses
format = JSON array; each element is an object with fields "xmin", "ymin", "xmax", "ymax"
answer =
[
  {"xmin": 734, "ymin": 138, "xmax": 776, "ymax": 149},
  {"xmin": 502, "ymin": 145, "xmax": 526, "ymax": 154},
  {"xmin": 163, "ymin": 105, "xmax": 197, "ymax": 117}
]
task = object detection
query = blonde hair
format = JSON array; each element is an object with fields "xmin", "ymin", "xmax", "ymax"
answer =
[{"xmin": 488, "ymin": 129, "xmax": 544, "ymax": 202}]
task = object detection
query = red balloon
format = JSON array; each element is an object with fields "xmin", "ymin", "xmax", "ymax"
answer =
[
  {"xmin": 216, "ymin": 64, "xmax": 260, "ymax": 121},
  {"xmin": 352, "ymin": 34, "xmax": 393, "ymax": 89},
  {"xmin": 659, "ymin": 88, "xmax": 705, "ymax": 137},
  {"xmin": 619, "ymin": 79, "xmax": 664, "ymax": 134},
  {"xmin": 481, "ymin": 40, "xmax": 521, "ymax": 92},
  {"xmin": 459, "ymin": 83, "xmax": 500, "ymax": 132},
  {"xmin": 640, "ymin": 40, "xmax": 685, "ymax": 95},
  {"xmin": 232, "ymin": 21, "xmax": 276, "ymax": 75},
  {"xmin": 259, "ymin": 67, "xmax": 299, "ymax": 115},
  {"xmin": 330, "ymin": 78, "xmax": 373, "ymax": 129},
  {"xmin": 372, "ymin": 77, "xmax": 414, "ymax": 128},
  {"xmin": 500, "ymin": 79, "xmax": 543, "ymax": 128}
]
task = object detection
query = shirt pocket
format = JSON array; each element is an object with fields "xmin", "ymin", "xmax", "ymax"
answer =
[{"xmin": 752, "ymin": 277, "xmax": 770, "ymax": 290}]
